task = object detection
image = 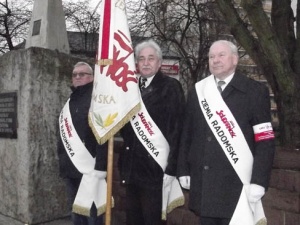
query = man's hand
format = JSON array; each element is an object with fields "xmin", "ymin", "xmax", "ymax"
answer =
[{"xmin": 179, "ymin": 176, "xmax": 190, "ymax": 190}]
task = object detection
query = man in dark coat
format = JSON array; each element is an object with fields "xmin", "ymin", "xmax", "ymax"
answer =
[
  {"xmin": 177, "ymin": 40, "xmax": 275, "ymax": 225},
  {"xmin": 57, "ymin": 62, "xmax": 107, "ymax": 225},
  {"xmin": 119, "ymin": 39, "xmax": 185, "ymax": 225}
]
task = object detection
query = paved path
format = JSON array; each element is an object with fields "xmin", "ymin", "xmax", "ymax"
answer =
[
  {"xmin": 0, "ymin": 214, "xmax": 72, "ymax": 225},
  {"xmin": 0, "ymin": 211, "xmax": 124, "ymax": 225}
]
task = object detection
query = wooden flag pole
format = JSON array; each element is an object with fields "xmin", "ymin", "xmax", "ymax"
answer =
[{"xmin": 105, "ymin": 136, "xmax": 114, "ymax": 225}]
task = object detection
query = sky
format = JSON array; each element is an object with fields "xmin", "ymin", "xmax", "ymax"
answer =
[
  {"xmin": 64, "ymin": 0, "xmax": 102, "ymax": 12},
  {"xmin": 88, "ymin": 0, "xmax": 101, "ymax": 10}
]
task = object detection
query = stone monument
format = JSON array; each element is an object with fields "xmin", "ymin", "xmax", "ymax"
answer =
[
  {"xmin": 0, "ymin": 0, "xmax": 81, "ymax": 224},
  {"xmin": 25, "ymin": 0, "xmax": 70, "ymax": 54}
]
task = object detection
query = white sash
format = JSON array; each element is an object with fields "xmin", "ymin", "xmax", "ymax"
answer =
[
  {"xmin": 130, "ymin": 97, "xmax": 184, "ymax": 219},
  {"xmin": 59, "ymin": 100, "xmax": 109, "ymax": 216},
  {"xmin": 195, "ymin": 75, "xmax": 266, "ymax": 225},
  {"xmin": 59, "ymin": 100, "xmax": 95, "ymax": 173},
  {"xmin": 130, "ymin": 99, "xmax": 169, "ymax": 171},
  {"xmin": 161, "ymin": 178, "xmax": 185, "ymax": 220}
]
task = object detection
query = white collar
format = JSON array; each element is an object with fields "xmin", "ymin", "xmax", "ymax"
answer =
[
  {"xmin": 215, "ymin": 73, "xmax": 234, "ymax": 90},
  {"xmin": 140, "ymin": 74, "xmax": 155, "ymax": 88}
]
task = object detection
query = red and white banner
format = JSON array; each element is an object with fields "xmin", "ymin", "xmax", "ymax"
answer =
[{"xmin": 89, "ymin": 0, "xmax": 140, "ymax": 144}]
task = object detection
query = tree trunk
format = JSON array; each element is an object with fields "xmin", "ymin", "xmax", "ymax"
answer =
[{"xmin": 216, "ymin": 0, "xmax": 300, "ymax": 147}]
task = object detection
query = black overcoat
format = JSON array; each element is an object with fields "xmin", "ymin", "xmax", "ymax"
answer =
[
  {"xmin": 57, "ymin": 82, "xmax": 107, "ymax": 178},
  {"xmin": 177, "ymin": 73, "xmax": 275, "ymax": 218},
  {"xmin": 119, "ymin": 71, "xmax": 185, "ymax": 189}
]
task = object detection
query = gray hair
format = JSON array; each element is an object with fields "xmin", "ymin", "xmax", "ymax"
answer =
[
  {"xmin": 135, "ymin": 39, "xmax": 163, "ymax": 61},
  {"xmin": 210, "ymin": 40, "xmax": 238, "ymax": 56},
  {"xmin": 73, "ymin": 62, "xmax": 93, "ymax": 75}
]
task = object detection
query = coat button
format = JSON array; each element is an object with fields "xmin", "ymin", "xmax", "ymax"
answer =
[
  {"xmin": 207, "ymin": 136, "xmax": 212, "ymax": 141},
  {"xmin": 204, "ymin": 166, "xmax": 210, "ymax": 170},
  {"xmin": 122, "ymin": 180, "xmax": 126, "ymax": 184},
  {"xmin": 126, "ymin": 146, "xmax": 130, "ymax": 150}
]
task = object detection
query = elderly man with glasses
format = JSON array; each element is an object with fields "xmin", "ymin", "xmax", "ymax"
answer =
[{"xmin": 57, "ymin": 62, "xmax": 107, "ymax": 225}]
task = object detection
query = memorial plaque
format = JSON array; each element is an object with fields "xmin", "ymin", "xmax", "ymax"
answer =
[
  {"xmin": 0, "ymin": 92, "xmax": 17, "ymax": 138},
  {"xmin": 32, "ymin": 19, "xmax": 41, "ymax": 36}
]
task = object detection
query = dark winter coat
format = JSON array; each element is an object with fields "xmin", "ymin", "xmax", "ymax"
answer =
[
  {"xmin": 57, "ymin": 82, "xmax": 107, "ymax": 178},
  {"xmin": 119, "ymin": 71, "xmax": 185, "ymax": 189},
  {"xmin": 177, "ymin": 73, "xmax": 275, "ymax": 218}
]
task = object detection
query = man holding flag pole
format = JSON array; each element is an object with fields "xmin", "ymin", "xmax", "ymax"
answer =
[
  {"xmin": 118, "ymin": 39, "xmax": 186, "ymax": 225},
  {"xmin": 88, "ymin": 0, "xmax": 141, "ymax": 224},
  {"xmin": 89, "ymin": 0, "xmax": 186, "ymax": 224}
]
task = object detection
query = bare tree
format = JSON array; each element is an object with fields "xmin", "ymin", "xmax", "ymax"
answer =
[
  {"xmin": 215, "ymin": 0, "xmax": 300, "ymax": 147},
  {"xmin": 0, "ymin": 0, "xmax": 101, "ymax": 55},
  {"xmin": 63, "ymin": 0, "xmax": 101, "ymax": 56},
  {"xmin": 0, "ymin": 0, "xmax": 33, "ymax": 53},
  {"xmin": 64, "ymin": 0, "xmax": 100, "ymax": 34},
  {"xmin": 128, "ymin": 0, "xmax": 300, "ymax": 146},
  {"xmin": 127, "ymin": 0, "xmax": 225, "ymax": 89}
]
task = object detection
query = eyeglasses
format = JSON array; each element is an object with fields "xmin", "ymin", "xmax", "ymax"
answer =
[{"xmin": 72, "ymin": 72, "xmax": 92, "ymax": 78}]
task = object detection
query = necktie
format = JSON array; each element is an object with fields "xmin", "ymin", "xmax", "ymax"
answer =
[
  {"xmin": 140, "ymin": 77, "xmax": 147, "ymax": 91},
  {"xmin": 217, "ymin": 80, "xmax": 226, "ymax": 93}
]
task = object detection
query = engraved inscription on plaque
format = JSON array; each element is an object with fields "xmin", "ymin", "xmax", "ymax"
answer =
[{"xmin": 0, "ymin": 92, "xmax": 17, "ymax": 138}]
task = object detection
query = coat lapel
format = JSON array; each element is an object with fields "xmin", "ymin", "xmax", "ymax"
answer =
[
  {"xmin": 222, "ymin": 73, "xmax": 248, "ymax": 99},
  {"xmin": 140, "ymin": 71, "xmax": 164, "ymax": 98}
]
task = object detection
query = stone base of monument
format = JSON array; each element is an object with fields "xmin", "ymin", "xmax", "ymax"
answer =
[{"xmin": 0, "ymin": 47, "xmax": 82, "ymax": 224}]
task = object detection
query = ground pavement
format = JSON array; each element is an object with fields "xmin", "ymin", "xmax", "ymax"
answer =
[{"xmin": 0, "ymin": 214, "xmax": 72, "ymax": 225}]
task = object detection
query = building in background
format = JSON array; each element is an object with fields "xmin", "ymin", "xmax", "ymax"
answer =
[{"xmin": 67, "ymin": 32, "xmax": 181, "ymax": 80}]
